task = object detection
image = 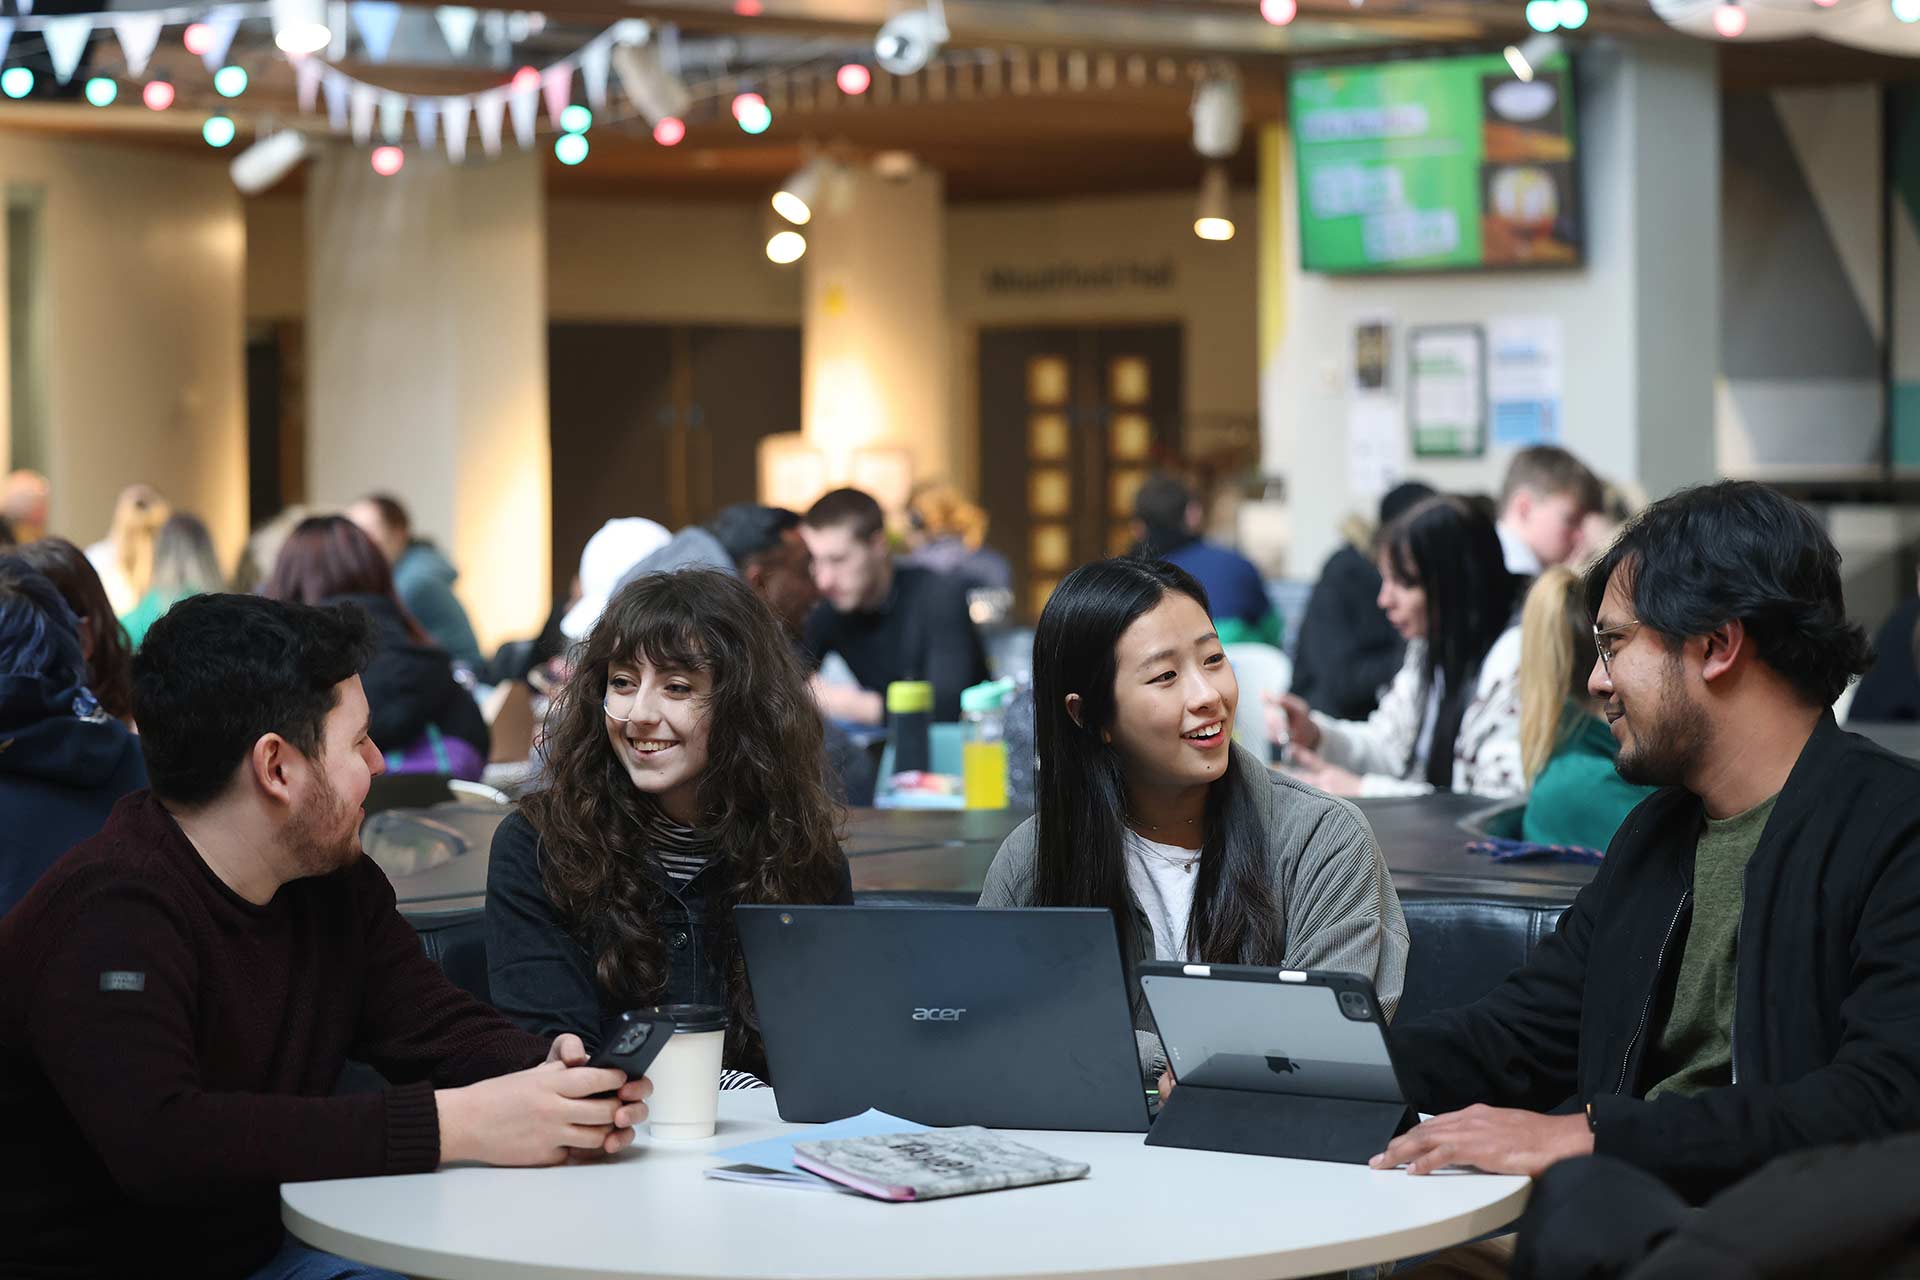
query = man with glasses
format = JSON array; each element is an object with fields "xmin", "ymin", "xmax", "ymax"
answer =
[{"xmin": 1373, "ymin": 481, "xmax": 1920, "ymax": 1275}]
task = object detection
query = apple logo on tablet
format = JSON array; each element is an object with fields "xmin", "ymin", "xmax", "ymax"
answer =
[{"xmin": 1265, "ymin": 1055, "xmax": 1301, "ymax": 1075}]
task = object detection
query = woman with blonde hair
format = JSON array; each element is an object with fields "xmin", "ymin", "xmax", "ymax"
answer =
[
  {"xmin": 1514, "ymin": 566, "xmax": 1652, "ymax": 849},
  {"xmin": 904, "ymin": 481, "xmax": 1012, "ymax": 594},
  {"xmin": 85, "ymin": 485, "xmax": 170, "ymax": 617},
  {"xmin": 121, "ymin": 514, "xmax": 225, "ymax": 649}
]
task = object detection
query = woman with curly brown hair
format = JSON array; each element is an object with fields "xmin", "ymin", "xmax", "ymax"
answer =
[{"xmin": 485, "ymin": 568, "xmax": 852, "ymax": 1083}]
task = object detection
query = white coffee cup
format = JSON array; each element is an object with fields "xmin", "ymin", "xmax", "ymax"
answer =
[{"xmin": 640, "ymin": 1004, "xmax": 727, "ymax": 1140}]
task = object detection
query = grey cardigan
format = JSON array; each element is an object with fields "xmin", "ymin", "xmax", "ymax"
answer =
[{"xmin": 977, "ymin": 745, "xmax": 1410, "ymax": 1072}]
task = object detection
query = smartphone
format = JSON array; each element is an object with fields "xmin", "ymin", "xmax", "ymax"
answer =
[{"xmin": 587, "ymin": 1009, "xmax": 676, "ymax": 1079}]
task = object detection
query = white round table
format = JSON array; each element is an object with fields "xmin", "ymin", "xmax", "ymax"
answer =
[{"xmin": 283, "ymin": 1092, "xmax": 1529, "ymax": 1280}]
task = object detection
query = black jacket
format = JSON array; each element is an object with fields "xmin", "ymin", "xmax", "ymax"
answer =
[
  {"xmin": 1291, "ymin": 544, "xmax": 1405, "ymax": 722},
  {"xmin": 1851, "ymin": 597, "xmax": 1919, "ymax": 723},
  {"xmin": 328, "ymin": 593, "xmax": 489, "ymax": 758},
  {"xmin": 1391, "ymin": 715, "xmax": 1920, "ymax": 1202},
  {"xmin": 483, "ymin": 810, "xmax": 853, "ymax": 1079}
]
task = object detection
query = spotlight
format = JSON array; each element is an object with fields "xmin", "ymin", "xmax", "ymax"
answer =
[
  {"xmin": 611, "ymin": 38, "xmax": 691, "ymax": 125},
  {"xmin": 766, "ymin": 229, "xmax": 807, "ymax": 264},
  {"xmin": 773, "ymin": 160, "xmax": 824, "ymax": 225},
  {"xmin": 271, "ymin": 0, "xmax": 333, "ymax": 54},
  {"xmin": 1191, "ymin": 77, "xmax": 1243, "ymax": 160},
  {"xmin": 874, "ymin": 2, "xmax": 947, "ymax": 77},
  {"xmin": 1194, "ymin": 165, "xmax": 1235, "ymax": 241},
  {"xmin": 230, "ymin": 129, "xmax": 310, "ymax": 194}
]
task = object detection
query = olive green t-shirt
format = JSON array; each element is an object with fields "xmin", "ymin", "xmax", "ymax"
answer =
[{"xmin": 1644, "ymin": 793, "xmax": 1779, "ymax": 1102}]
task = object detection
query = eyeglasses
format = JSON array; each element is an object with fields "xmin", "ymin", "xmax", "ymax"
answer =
[{"xmin": 1592, "ymin": 619, "xmax": 1641, "ymax": 678}]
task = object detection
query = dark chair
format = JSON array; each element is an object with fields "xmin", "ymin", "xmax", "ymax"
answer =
[
  {"xmin": 411, "ymin": 908, "xmax": 493, "ymax": 1005},
  {"xmin": 1398, "ymin": 895, "xmax": 1569, "ymax": 1025},
  {"xmin": 851, "ymin": 890, "xmax": 978, "ymax": 908}
]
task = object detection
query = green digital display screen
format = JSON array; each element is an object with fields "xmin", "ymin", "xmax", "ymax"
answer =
[{"xmin": 1290, "ymin": 52, "xmax": 1582, "ymax": 273}]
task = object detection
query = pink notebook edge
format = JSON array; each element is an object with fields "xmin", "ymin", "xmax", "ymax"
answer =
[{"xmin": 791, "ymin": 1150, "xmax": 918, "ymax": 1201}]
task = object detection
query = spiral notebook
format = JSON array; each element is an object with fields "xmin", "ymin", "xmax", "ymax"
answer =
[{"xmin": 790, "ymin": 1128, "xmax": 1089, "ymax": 1202}]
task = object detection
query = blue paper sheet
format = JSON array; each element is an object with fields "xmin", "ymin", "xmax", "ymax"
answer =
[{"xmin": 713, "ymin": 1108, "xmax": 931, "ymax": 1175}]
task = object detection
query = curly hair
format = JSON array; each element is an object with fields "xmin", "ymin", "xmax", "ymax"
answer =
[
  {"xmin": 1583, "ymin": 480, "xmax": 1873, "ymax": 708},
  {"xmin": 520, "ymin": 568, "xmax": 845, "ymax": 1072}
]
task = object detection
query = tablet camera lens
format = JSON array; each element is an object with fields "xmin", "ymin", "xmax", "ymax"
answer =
[
  {"xmin": 616, "ymin": 1027, "xmax": 646, "ymax": 1053},
  {"xmin": 1338, "ymin": 991, "xmax": 1372, "ymax": 1021}
]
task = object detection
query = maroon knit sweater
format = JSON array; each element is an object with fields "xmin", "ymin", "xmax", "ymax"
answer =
[{"xmin": 0, "ymin": 791, "xmax": 548, "ymax": 1277}]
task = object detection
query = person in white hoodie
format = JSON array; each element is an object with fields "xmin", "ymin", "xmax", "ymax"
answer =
[{"xmin": 1269, "ymin": 495, "xmax": 1525, "ymax": 799}]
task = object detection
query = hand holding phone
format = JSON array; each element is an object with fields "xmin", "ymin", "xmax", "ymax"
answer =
[{"xmin": 588, "ymin": 1010, "xmax": 676, "ymax": 1083}]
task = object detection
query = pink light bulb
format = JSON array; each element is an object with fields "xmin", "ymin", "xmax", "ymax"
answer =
[
  {"xmin": 653, "ymin": 116, "xmax": 686, "ymax": 146},
  {"xmin": 836, "ymin": 64, "xmax": 872, "ymax": 95},
  {"xmin": 142, "ymin": 80, "xmax": 175, "ymax": 110},
  {"xmin": 1712, "ymin": 2, "xmax": 1748, "ymax": 35},
  {"xmin": 1261, "ymin": 0, "xmax": 1299, "ymax": 24},
  {"xmin": 511, "ymin": 66, "xmax": 541, "ymax": 95},
  {"xmin": 371, "ymin": 146, "xmax": 404, "ymax": 176},
  {"xmin": 731, "ymin": 92, "xmax": 765, "ymax": 120}
]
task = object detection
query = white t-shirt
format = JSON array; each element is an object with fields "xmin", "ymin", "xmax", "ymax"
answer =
[
  {"xmin": 1124, "ymin": 830, "xmax": 1203, "ymax": 962},
  {"xmin": 1497, "ymin": 521, "xmax": 1542, "ymax": 578}
]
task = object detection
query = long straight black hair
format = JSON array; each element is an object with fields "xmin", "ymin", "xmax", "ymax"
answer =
[
  {"xmin": 1030, "ymin": 557, "xmax": 1285, "ymax": 968},
  {"xmin": 1380, "ymin": 496, "xmax": 1518, "ymax": 788}
]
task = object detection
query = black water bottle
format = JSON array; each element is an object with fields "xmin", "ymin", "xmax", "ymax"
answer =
[{"xmin": 887, "ymin": 680, "xmax": 933, "ymax": 775}]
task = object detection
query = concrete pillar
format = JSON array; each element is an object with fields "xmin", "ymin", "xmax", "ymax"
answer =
[
  {"xmin": 800, "ymin": 165, "xmax": 951, "ymax": 509},
  {"xmin": 305, "ymin": 147, "xmax": 550, "ymax": 650}
]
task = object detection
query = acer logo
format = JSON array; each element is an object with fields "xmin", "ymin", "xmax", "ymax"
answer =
[
  {"xmin": 1265, "ymin": 1055, "xmax": 1301, "ymax": 1075},
  {"xmin": 912, "ymin": 1007, "xmax": 965, "ymax": 1022}
]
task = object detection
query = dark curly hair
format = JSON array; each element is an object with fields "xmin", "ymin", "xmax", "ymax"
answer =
[
  {"xmin": 16, "ymin": 537, "xmax": 135, "ymax": 724},
  {"xmin": 1583, "ymin": 480, "xmax": 1873, "ymax": 708},
  {"xmin": 520, "ymin": 568, "xmax": 845, "ymax": 1074}
]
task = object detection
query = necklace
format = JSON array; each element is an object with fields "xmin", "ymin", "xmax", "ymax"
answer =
[{"xmin": 1130, "ymin": 827, "xmax": 1202, "ymax": 874}]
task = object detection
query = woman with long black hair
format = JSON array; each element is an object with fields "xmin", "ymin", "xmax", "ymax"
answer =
[
  {"xmin": 978, "ymin": 557, "xmax": 1407, "ymax": 1075},
  {"xmin": 485, "ymin": 568, "xmax": 851, "ymax": 1081},
  {"xmin": 1270, "ymin": 495, "xmax": 1524, "ymax": 799}
]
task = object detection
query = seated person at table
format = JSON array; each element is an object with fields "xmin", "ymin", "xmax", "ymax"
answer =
[
  {"xmin": 1290, "ymin": 480, "xmax": 1434, "ymax": 722},
  {"xmin": 1849, "ymin": 568, "xmax": 1919, "ymax": 723},
  {"xmin": 1374, "ymin": 482, "xmax": 1920, "ymax": 1218},
  {"xmin": 264, "ymin": 515, "xmax": 490, "ymax": 777},
  {"xmin": 347, "ymin": 491, "xmax": 486, "ymax": 673},
  {"xmin": 1268, "ymin": 496, "xmax": 1524, "ymax": 799},
  {"xmin": 801, "ymin": 487, "xmax": 988, "ymax": 725},
  {"xmin": 1514, "ymin": 566, "xmax": 1653, "ymax": 850},
  {"xmin": 1495, "ymin": 444, "xmax": 1603, "ymax": 578},
  {"xmin": 0, "ymin": 557, "xmax": 146, "ymax": 916},
  {"xmin": 0, "ymin": 594, "xmax": 649, "ymax": 1280},
  {"xmin": 1131, "ymin": 471, "xmax": 1281, "ymax": 648},
  {"xmin": 17, "ymin": 536, "xmax": 137, "ymax": 728},
  {"xmin": 486, "ymin": 569, "xmax": 853, "ymax": 1082},
  {"xmin": 976, "ymin": 557, "xmax": 1408, "ymax": 1077}
]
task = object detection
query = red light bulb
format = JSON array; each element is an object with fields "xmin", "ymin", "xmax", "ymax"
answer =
[
  {"xmin": 653, "ymin": 116, "xmax": 686, "ymax": 146},
  {"xmin": 142, "ymin": 80, "xmax": 175, "ymax": 111},
  {"xmin": 836, "ymin": 64, "xmax": 872, "ymax": 95}
]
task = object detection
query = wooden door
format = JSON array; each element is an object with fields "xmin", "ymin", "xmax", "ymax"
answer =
[{"xmin": 977, "ymin": 324, "xmax": 1183, "ymax": 620}]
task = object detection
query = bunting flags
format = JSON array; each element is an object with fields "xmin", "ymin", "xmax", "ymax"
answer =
[
  {"xmin": 473, "ymin": 88, "xmax": 504, "ymax": 156},
  {"xmin": 377, "ymin": 89, "xmax": 405, "ymax": 142},
  {"xmin": 507, "ymin": 81, "xmax": 536, "ymax": 148},
  {"xmin": 41, "ymin": 15, "xmax": 89, "ymax": 83},
  {"xmin": 0, "ymin": 19, "xmax": 14, "ymax": 68},
  {"xmin": 433, "ymin": 5, "xmax": 476, "ymax": 57},
  {"xmin": 197, "ymin": 9, "xmax": 238, "ymax": 71},
  {"xmin": 579, "ymin": 38, "xmax": 610, "ymax": 112},
  {"xmin": 349, "ymin": 0, "xmax": 399, "ymax": 62},
  {"xmin": 348, "ymin": 80, "xmax": 375, "ymax": 143},
  {"xmin": 541, "ymin": 65, "xmax": 570, "ymax": 127},
  {"xmin": 109, "ymin": 12, "xmax": 162, "ymax": 77},
  {"xmin": 413, "ymin": 99, "xmax": 438, "ymax": 148},
  {"xmin": 443, "ymin": 94, "xmax": 471, "ymax": 162},
  {"xmin": 322, "ymin": 68, "xmax": 349, "ymax": 131},
  {"xmin": 294, "ymin": 52, "xmax": 322, "ymax": 113}
]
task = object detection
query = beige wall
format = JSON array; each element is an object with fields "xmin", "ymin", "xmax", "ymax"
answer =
[
  {"xmin": 2, "ymin": 134, "xmax": 247, "ymax": 563},
  {"xmin": 947, "ymin": 189, "xmax": 1260, "ymax": 496},
  {"xmin": 305, "ymin": 149, "xmax": 550, "ymax": 650},
  {"xmin": 548, "ymin": 198, "xmax": 803, "ymax": 324},
  {"xmin": 247, "ymin": 195, "xmax": 305, "ymax": 323}
]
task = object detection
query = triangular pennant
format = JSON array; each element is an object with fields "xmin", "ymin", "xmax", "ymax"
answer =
[
  {"xmin": 474, "ymin": 88, "xmax": 505, "ymax": 155},
  {"xmin": 109, "ymin": 13, "xmax": 161, "ymax": 77},
  {"xmin": 580, "ymin": 37, "xmax": 610, "ymax": 111},
  {"xmin": 480, "ymin": 9, "xmax": 506, "ymax": 48},
  {"xmin": 433, "ymin": 6, "xmax": 476, "ymax": 57},
  {"xmin": 443, "ymin": 95, "xmax": 470, "ymax": 162},
  {"xmin": 14, "ymin": 0, "xmax": 29, "ymax": 14},
  {"xmin": 541, "ymin": 65, "xmax": 571, "ymax": 126},
  {"xmin": 349, "ymin": 82, "xmax": 377, "ymax": 144},
  {"xmin": 327, "ymin": 0, "xmax": 348, "ymax": 60},
  {"xmin": 323, "ymin": 70, "xmax": 349, "ymax": 130},
  {"xmin": 41, "ymin": 16, "xmax": 91, "ymax": 85},
  {"xmin": 378, "ymin": 91, "xmax": 406, "ymax": 142},
  {"xmin": 614, "ymin": 18, "xmax": 650, "ymax": 45},
  {"xmin": 506, "ymin": 84, "xmax": 536, "ymax": 148},
  {"xmin": 294, "ymin": 53, "xmax": 322, "ymax": 113},
  {"xmin": 197, "ymin": 9, "xmax": 239, "ymax": 72},
  {"xmin": 0, "ymin": 19, "xmax": 15, "ymax": 66},
  {"xmin": 349, "ymin": 1, "xmax": 400, "ymax": 63},
  {"xmin": 413, "ymin": 99, "xmax": 439, "ymax": 148}
]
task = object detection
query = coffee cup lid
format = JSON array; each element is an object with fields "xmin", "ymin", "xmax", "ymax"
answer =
[{"xmin": 645, "ymin": 1003, "xmax": 727, "ymax": 1033}]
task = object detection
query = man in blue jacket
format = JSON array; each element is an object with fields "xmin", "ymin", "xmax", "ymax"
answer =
[
  {"xmin": 348, "ymin": 493, "xmax": 485, "ymax": 672},
  {"xmin": 0, "ymin": 556, "xmax": 146, "ymax": 915},
  {"xmin": 1378, "ymin": 482, "xmax": 1920, "ymax": 1260}
]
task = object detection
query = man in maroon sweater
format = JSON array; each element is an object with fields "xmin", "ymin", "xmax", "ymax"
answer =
[{"xmin": 0, "ymin": 594, "xmax": 653, "ymax": 1278}]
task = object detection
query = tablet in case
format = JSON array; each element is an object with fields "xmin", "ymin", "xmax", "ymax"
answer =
[{"xmin": 1139, "ymin": 963, "xmax": 1416, "ymax": 1165}]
